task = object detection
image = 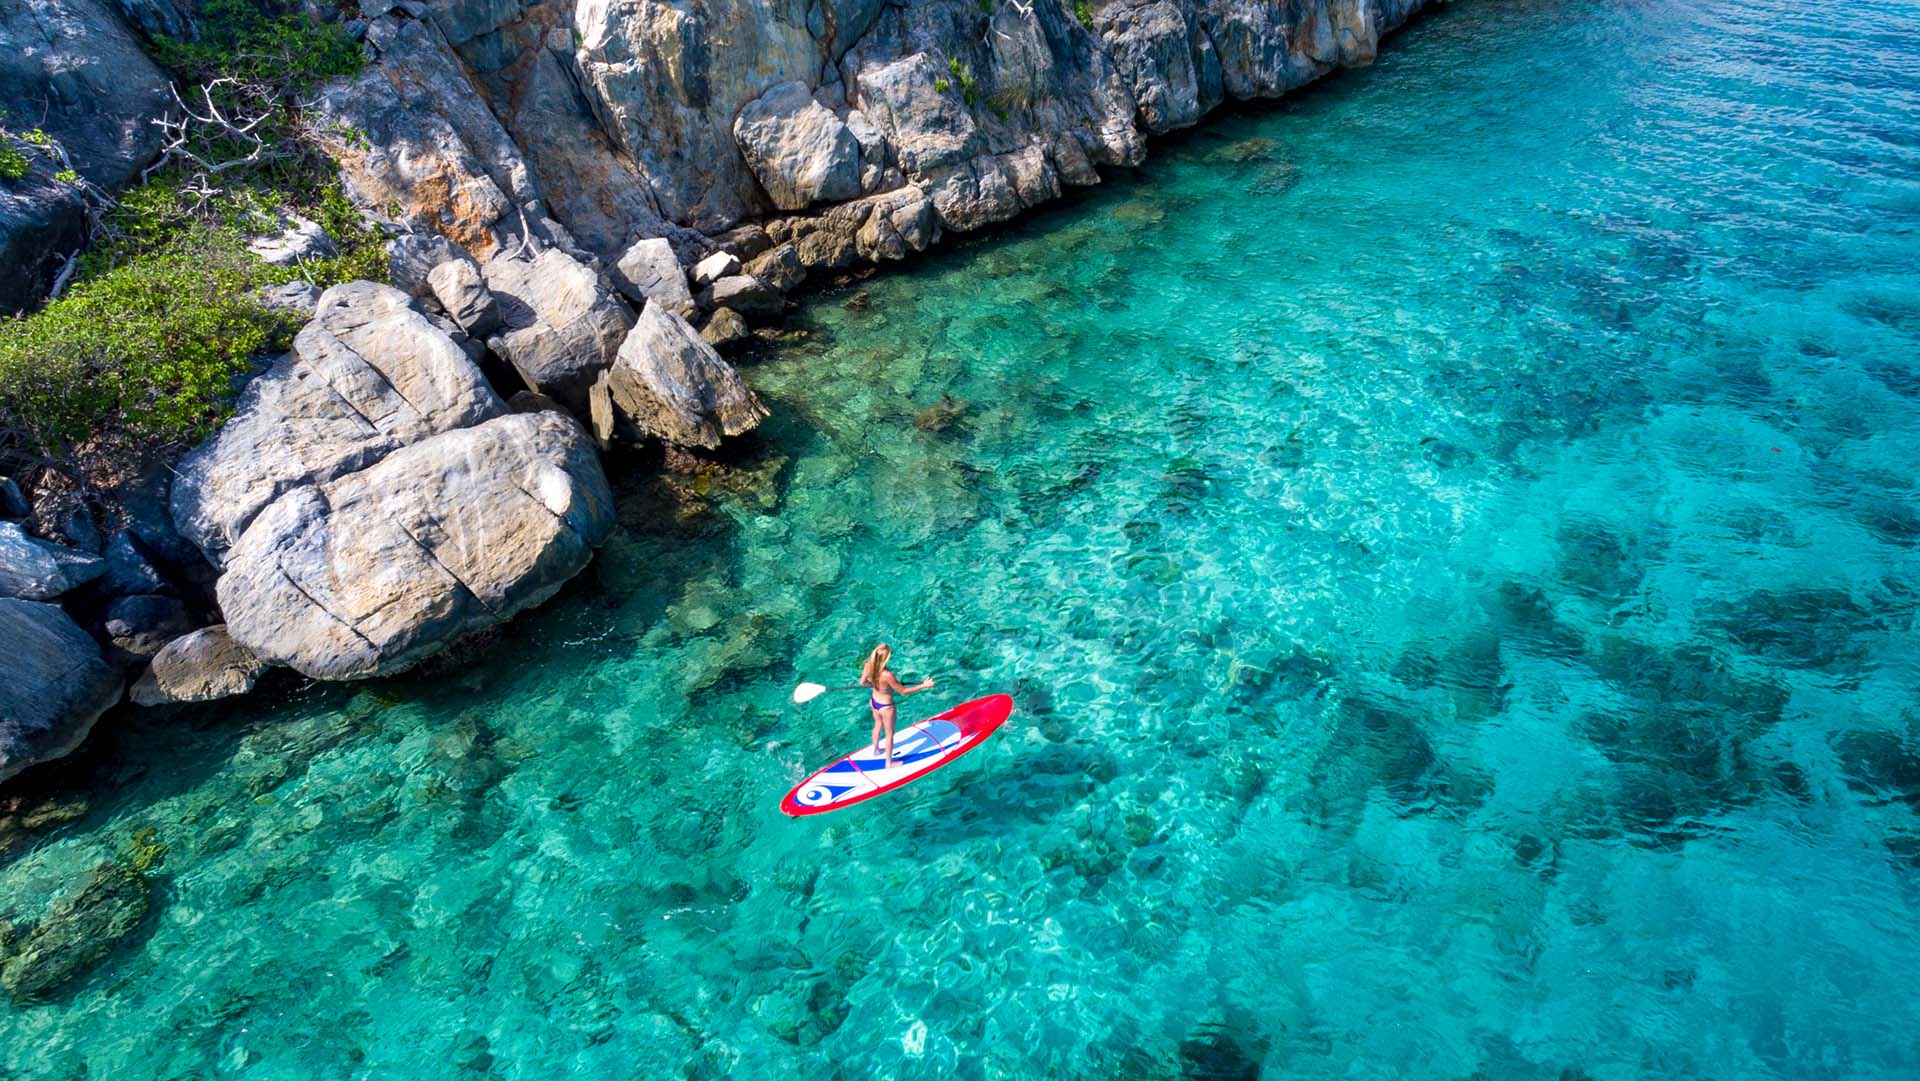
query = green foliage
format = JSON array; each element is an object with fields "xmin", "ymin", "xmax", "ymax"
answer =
[
  {"xmin": 947, "ymin": 55, "xmax": 981, "ymax": 107},
  {"xmin": 1075, "ymin": 0, "xmax": 1095, "ymax": 29},
  {"xmin": 934, "ymin": 77, "xmax": 951, "ymax": 93},
  {"xmin": 0, "ymin": 139, "xmax": 26, "ymax": 184},
  {"xmin": 0, "ymin": 239, "xmax": 294, "ymax": 459},
  {"xmin": 148, "ymin": 0, "xmax": 363, "ymax": 92},
  {"xmin": 0, "ymin": 0, "xmax": 386, "ymax": 470},
  {"xmin": 0, "ymin": 122, "xmax": 49, "ymax": 185}
]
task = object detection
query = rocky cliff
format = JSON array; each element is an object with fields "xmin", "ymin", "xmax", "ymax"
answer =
[{"xmin": 323, "ymin": 0, "xmax": 1427, "ymax": 302}]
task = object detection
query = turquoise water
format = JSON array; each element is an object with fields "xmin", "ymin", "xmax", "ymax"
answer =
[{"xmin": 7, "ymin": 0, "xmax": 1920, "ymax": 1075}]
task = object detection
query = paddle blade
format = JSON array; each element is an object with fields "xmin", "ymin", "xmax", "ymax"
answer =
[{"xmin": 792, "ymin": 682, "xmax": 828, "ymax": 704}]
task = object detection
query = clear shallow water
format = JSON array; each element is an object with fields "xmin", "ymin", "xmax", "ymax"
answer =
[{"xmin": 7, "ymin": 0, "xmax": 1920, "ymax": 1075}]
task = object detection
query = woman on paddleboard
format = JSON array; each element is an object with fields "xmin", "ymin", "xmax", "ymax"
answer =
[{"xmin": 860, "ymin": 644, "xmax": 934, "ymax": 761}]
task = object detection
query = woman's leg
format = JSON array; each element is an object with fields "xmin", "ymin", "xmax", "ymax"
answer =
[
  {"xmin": 883, "ymin": 713, "xmax": 896, "ymax": 760},
  {"xmin": 870, "ymin": 709, "xmax": 883, "ymax": 753}
]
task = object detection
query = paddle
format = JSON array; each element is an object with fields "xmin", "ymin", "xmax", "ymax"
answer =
[
  {"xmin": 792, "ymin": 676, "xmax": 934, "ymax": 704},
  {"xmin": 792, "ymin": 681, "xmax": 864, "ymax": 704}
]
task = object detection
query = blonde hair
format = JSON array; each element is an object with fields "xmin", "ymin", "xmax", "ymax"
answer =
[{"xmin": 860, "ymin": 644, "xmax": 891, "ymax": 687}]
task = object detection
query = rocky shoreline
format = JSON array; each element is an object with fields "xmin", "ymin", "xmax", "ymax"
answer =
[{"xmin": 2, "ymin": 0, "xmax": 1433, "ymax": 785}]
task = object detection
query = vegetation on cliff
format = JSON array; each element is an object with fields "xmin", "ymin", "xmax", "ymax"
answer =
[{"xmin": 0, "ymin": 0, "xmax": 380, "ymax": 482}]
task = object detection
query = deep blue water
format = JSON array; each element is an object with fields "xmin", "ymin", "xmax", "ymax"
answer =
[{"xmin": 4, "ymin": 0, "xmax": 1920, "ymax": 1076}]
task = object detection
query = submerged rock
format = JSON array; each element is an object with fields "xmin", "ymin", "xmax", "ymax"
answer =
[
  {"xmin": 130, "ymin": 625, "xmax": 267, "ymax": 706},
  {"xmin": 217, "ymin": 411, "xmax": 616, "ymax": 679},
  {"xmin": 0, "ymin": 522, "xmax": 105, "ymax": 600},
  {"xmin": 607, "ymin": 304, "xmax": 769, "ymax": 449},
  {"xmin": 0, "ymin": 845, "xmax": 159, "ymax": 1000},
  {"xmin": 0, "ymin": 599, "xmax": 122, "ymax": 785}
]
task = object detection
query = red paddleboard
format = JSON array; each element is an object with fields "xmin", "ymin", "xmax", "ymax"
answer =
[{"xmin": 780, "ymin": 694, "xmax": 1013, "ymax": 816}]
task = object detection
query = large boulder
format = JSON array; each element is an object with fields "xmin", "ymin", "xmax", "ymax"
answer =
[
  {"xmin": 130, "ymin": 625, "xmax": 266, "ymax": 706},
  {"xmin": 733, "ymin": 80, "xmax": 864, "ymax": 211},
  {"xmin": 482, "ymin": 247, "xmax": 635, "ymax": 415},
  {"xmin": 217, "ymin": 411, "xmax": 616, "ymax": 679},
  {"xmin": 170, "ymin": 282, "xmax": 506, "ymax": 563},
  {"xmin": 607, "ymin": 305, "xmax": 768, "ymax": 449},
  {"xmin": 0, "ymin": 521, "xmax": 105, "ymax": 600},
  {"xmin": 0, "ymin": 598, "xmax": 122, "ymax": 784},
  {"xmin": 0, "ymin": 0, "xmax": 172, "ymax": 312}
]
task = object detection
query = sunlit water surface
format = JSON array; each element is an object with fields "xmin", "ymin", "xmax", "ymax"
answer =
[{"xmin": 6, "ymin": 0, "xmax": 1920, "ymax": 1076}]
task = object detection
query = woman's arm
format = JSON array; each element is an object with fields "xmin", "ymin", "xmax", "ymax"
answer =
[{"xmin": 894, "ymin": 673, "xmax": 935, "ymax": 695}]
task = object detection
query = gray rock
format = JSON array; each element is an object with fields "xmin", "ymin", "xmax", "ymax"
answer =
[
  {"xmin": 0, "ymin": 521, "xmax": 106, "ymax": 600},
  {"xmin": 704, "ymin": 274, "xmax": 782, "ymax": 317},
  {"xmin": 612, "ymin": 237, "xmax": 695, "ymax": 315},
  {"xmin": 101, "ymin": 532, "xmax": 171, "ymax": 598},
  {"xmin": 587, "ymin": 369, "xmax": 616, "ymax": 449},
  {"xmin": 109, "ymin": 0, "xmax": 191, "ymax": 38},
  {"xmin": 314, "ymin": 16, "xmax": 536, "ymax": 258},
  {"xmin": 104, "ymin": 594, "xmax": 195, "ymax": 658},
  {"xmin": 107, "ymin": 463, "xmax": 202, "ymax": 570},
  {"xmin": 733, "ymin": 80, "xmax": 863, "ymax": 211},
  {"xmin": 246, "ymin": 213, "xmax": 339, "ymax": 266},
  {"xmin": 849, "ymin": 52, "xmax": 981, "ymax": 175},
  {"xmin": 712, "ymin": 223, "xmax": 772, "ymax": 260},
  {"xmin": 258, "ymin": 280, "xmax": 324, "ymax": 317},
  {"xmin": 744, "ymin": 242, "xmax": 805, "ymax": 293},
  {"xmin": 427, "ymin": 257, "xmax": 501, "ymax": 335},
  {"xmin": 507, "ymin": 389, "xmax": 567, "ymax": 414},
  {"xmin": 130, "ymin": 625, "xmax": 266, "ymax": 706},
  {"xmin": 0, "ymin": 598, "xmax": 122, "ymax": 784},
  {"xmin": 702, "ymin": 307, "xmax": 751, "ymax": 347},
  {"xmin": 691, "ymin": 251, "xmax": 739, "ymax": 287},
  {"xmin": 0, "ymin": 477, "xmax": 28, "ymax": 519},
  {"xmin": 217, "ymin": 411, "xmax": 616, "ymax": 679},
  {"xmin": 1100, "ymin": 0, "xmax": 1224, "ymax": 133},
  {"xmin": 56, "ymin": 503, "xmax": 103, "ymax": 554},
  {"xmin": 607, "ymin": 304, "xmax": 768, "ymax": 449},
  {"xmin": 389, "ymin": 232, "xmax": 468, "ymax": 298},
  {"xmin": 0, "ymin": 0, "xmax": 172, "ymax": 312},
  {"xmin": 170, "ymin": 281, "xmax": 506, "ymax": 563},
  {"xmin": 483, "ymin": 248, "xmax": 635, "ymax": 415}
]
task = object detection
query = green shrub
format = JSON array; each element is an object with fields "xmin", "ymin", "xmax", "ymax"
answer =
[
  {"xmin": 0, "ymin": 238, "xmax": 294, "ymax": 461},
  {"xmin": 1075, "ymin": 0, "xmax": 1095, "ymax": 30},
  {"xmin": 0, "ymin": 0, "xmax": 390, "ymax": 470},
  {"xmin": 148, "ymin": 0, "xmax": 363, "ymax": 92},
  {"xmin": 948, "ymin": 56, "xmax": 981, "ymax": 108},
  {"xmin": 0, "ymin": 139, "xmax": 27, "ymax": 184}
]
